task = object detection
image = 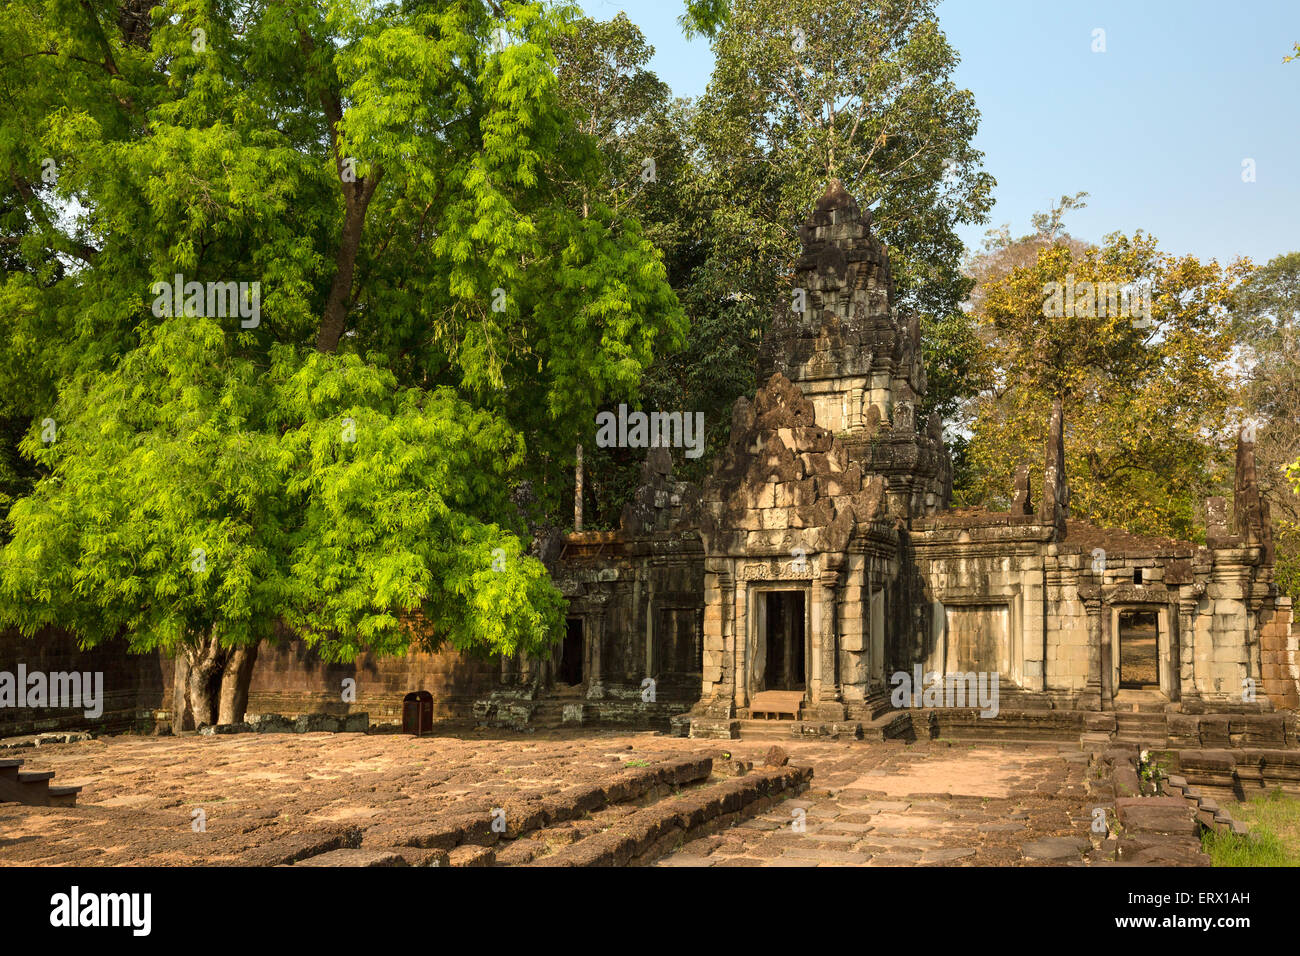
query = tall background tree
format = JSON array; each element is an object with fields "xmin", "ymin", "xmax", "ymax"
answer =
[
  {"xmin": 948, "ymin": 192, "xmax": 1090, "ymax": 479},
  {"xmin": 691, "ymin": 0, "xmax": 993, "ymax": 410},
  {"xmin": 557, "ymin": 0, "xmax": 995, "ymax": 527},
  {"xmin": 958, "ymin": 226, "xmax": 1247, "ymax": 541},
  {"xmin": 0, "ymin": 0, "xmax": 684, "ymax": 724},
  {"xmin": 1231, "ymin": 252, "xmax": 1300, "ymax": 594}
]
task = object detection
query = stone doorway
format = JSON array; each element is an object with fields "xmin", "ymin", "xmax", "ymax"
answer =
[
  {"xmin": 762, "ymin": 591, "xmax": 806, "ymax": 691},
  {"xmin": 559, "ymin": 618, "xmax": 584, "ymax": 686},
  {"xmin": 1118, "ymin": 609, "xmax": 1159, "ymax": 690}
]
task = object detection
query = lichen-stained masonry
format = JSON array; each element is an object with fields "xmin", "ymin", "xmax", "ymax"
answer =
[{"xmin": 475, "ymin": 181, "xmax": 1298, "ymax": 739}]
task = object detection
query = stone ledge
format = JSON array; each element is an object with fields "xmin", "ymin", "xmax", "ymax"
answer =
[{"xmin": 194, "ymin": 712, "xmax": 370, "ymax": 735}]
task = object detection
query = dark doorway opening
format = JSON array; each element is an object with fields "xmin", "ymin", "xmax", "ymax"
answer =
[
  {"xmin": 560, "ymin": 618, "xmax": 584, "ymax": 686},
  {"xmin": 1118, "ymin": 610, "xmax": 1159, "ymax": 689},
  {"xmin": 764, "ymin": 591, "xmax": 806, "ymax": 691}
]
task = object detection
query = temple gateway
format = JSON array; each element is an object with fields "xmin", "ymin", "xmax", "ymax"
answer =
[{"xmin": 476, "ymin": 181, "xmax": 1297, "ymax": 739}]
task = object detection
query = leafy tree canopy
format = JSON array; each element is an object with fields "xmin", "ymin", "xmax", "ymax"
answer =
[
  {"xmin": 1232, "ymin": 251, "xmax": 1300, "ymax": 594},
  {"xmin": 0, "ymin": 0, "xmax": 684, "ymax": 719},
  {"xmin": 960, "ymin": 232, "xmax": 1247, "ymax": 541},
  {"xmin": 1, "ymin": 316, "xmax": 562, "ymax": 661}
]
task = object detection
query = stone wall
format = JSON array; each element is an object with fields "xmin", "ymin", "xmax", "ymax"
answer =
[
  {"xmin": 906, "ymin": 507, "xmax": 1298, "ymax": 712},
  {"xmin": 476, "ymin": 444, "xmax": 708, "ymax": 731},
  {"xmin": 909, "ymin": 513, "xmax": 1055, "ymax": 697},
  {"xmin": 243, "ymin": 640, "xmax": 499, "ymax": 725},
  {"xmin": 0, "ymin": 626, "xmax": 498, "ymax": 737},
  {"xmin": 546, "ymin": 530, "xmax": 704, "ymax": 701},
  {"xmin": 1260, "ymin": 598, "xmax": 1299, "ymax": 710},
  {"xmin": 0, "ymin": 627, "xmax": 165, "ymax": 737}
]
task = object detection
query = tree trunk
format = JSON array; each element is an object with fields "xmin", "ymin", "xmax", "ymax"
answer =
[
  {"xmin": 574, "ymin": 443, "xmax": 584, "ymax": 532},
  {"xmin": 218, "ymin": 644, "xmax": 259, "ymax": 725},
  {"xmin": 314, "ymin": 181, "xmax": 377, "ymax": 352},
  {"xmin": 171, "ymin": 636, "xmax": 260, "ymax": 730}
]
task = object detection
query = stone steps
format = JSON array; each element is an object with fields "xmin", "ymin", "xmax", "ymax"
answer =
[
  {"xmin": 0, "ymin": 758, "xmax": 81, "ymax": 807},
  {"xmin": 524, "ymin": 764, "xmax": 813, "ymax": 867},
  {"xmin": 1083, "ymin": 712, "xmax": 1171, "ymax": 750},
  {"xmin": 1114, "ymin": 714, "xmax": 1167, "ymax": 726},
  {"xmin": 315, "ymin": 754, "xmax": 813, "ymax": 868},
  {"xmin": 347, "ymin": 754, "xmax": 715, "ymax": 866},
  {"xmin": 858, "ymin": 710, "xmax": 912, "ymax": 741}
]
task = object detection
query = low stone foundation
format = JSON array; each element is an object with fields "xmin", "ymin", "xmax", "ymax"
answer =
[
  {"xmin": 1175, "ymin": 748, "xmax": 1300, "ymax": 800},
  {"xmin": 193, "ymin": 712, "xmax": 372, "ymax": 736}
]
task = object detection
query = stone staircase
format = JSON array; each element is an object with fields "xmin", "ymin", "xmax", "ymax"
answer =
[
  {"xmin": 298, "ymin": 753, "xmax": 812, "ymax": 867},
  {"xmin": 523, "ymin": 761, "xmax": 811, "ymax": 866},
  {"xmin": 1112, "ymin": 712, "xmax": 1170, "ymax": 749},
  {"xmin": 720, "ymin": 695, "xmax": 914, "ymax": 742},
  {"xmin": 1080, "ymin": 712, "xmax": 1169, "ymax": 751},
  {"xmin": 0, "ymin": 757, "xmax": 82, "ymax": 807}
]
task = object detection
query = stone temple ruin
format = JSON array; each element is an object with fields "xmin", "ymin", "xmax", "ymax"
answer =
[
  {"xmin": 3, "ymin": 183, "xmax": 1296, "ymax": 757},
  {"xmin": 476, "ymin": 180, "xmax": 1299, "ymax": 742}
]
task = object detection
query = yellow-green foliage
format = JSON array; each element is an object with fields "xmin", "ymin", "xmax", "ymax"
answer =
[{"xmin": 961, "ymin": 235, "xmax": 1247, "ymax": 541}]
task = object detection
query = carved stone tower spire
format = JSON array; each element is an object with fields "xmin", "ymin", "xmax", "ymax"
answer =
[{"xmin": 758, "ymin": 180, "xmax": 950, "ymax": 518}]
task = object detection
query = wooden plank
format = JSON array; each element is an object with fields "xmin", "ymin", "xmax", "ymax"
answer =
[{"xmin": 750, "ymin": 691, "xmax": 803, "ymax": 719}]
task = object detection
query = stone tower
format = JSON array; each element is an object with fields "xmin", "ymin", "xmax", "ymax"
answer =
[{"xmin": 759, "ymin": 180, "xmax": 951, "ymax": 519}]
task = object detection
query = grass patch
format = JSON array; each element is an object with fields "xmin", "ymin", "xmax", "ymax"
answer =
[{"xmin": 1203, "ymin": 790, "xmax": 1300, "ymax": 867}]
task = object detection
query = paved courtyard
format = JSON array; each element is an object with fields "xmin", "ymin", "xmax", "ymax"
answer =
[
  {"xmin": 0, "ymin": 730, "xmax": 1120, "ymax": 866},
  {"xmin": 657, "ymin": 740, "xmax": 1101, "ymax": 866}
]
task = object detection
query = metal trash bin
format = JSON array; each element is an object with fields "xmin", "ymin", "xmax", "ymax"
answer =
[{"xmin": 402, "ymin": 690, "xmax": 433, "ymax": 736}]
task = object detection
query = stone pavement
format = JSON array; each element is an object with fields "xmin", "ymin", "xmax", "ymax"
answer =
[
  {"xmin": 656, "ymin": 739, "xmax": 1120, "ymax": 866},
  {"xmin": 0, "ymin": 729, "xmax": 1186, "ymax": 866}
]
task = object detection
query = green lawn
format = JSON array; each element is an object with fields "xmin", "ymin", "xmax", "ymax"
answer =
[{"xmin": 1203, "ymin": 790, "xmax": 1300, "ymax": 866}]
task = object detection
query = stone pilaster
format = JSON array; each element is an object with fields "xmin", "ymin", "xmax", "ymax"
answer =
[
  {"xmin": 816, "ymin": 566, "xmax": 846, "ymax": 720},
  {"xmin": 1099, "ymin": 599, "xmax": 1113, "ymax": 710},
  {"xmin": 1081, "ymin": 588, "xmax": 1103, "ymax": 710},
  {"xmin": 586, "ymin": 613, "xmax": 605, "ymax": 700}
]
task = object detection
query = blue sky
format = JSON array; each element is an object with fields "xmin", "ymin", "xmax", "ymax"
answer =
[{"xmin": 582, "ymin": 0, "xmax": 1300, "ymax": 267}]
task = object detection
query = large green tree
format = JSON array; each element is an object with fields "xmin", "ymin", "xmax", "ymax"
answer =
[
  {"xmin": 1231, "ymin": 252, "xmax": 1300, "ymax": 594},
  {"xmin": 691, "ymin": 0, "xmax": 994, "ymax": 410},
  {"xmin": 0, "ymin": 0, "xmax": 683, "ymax": 724},
  {"xmin": 555, "ymin": 1, "xmax": 995, "ymax": 528}
]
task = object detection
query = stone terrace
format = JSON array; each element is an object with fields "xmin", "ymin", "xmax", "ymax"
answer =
[{"xmin": 0, "ymin": 731, "xmax": 1205, "ymax": 866}]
